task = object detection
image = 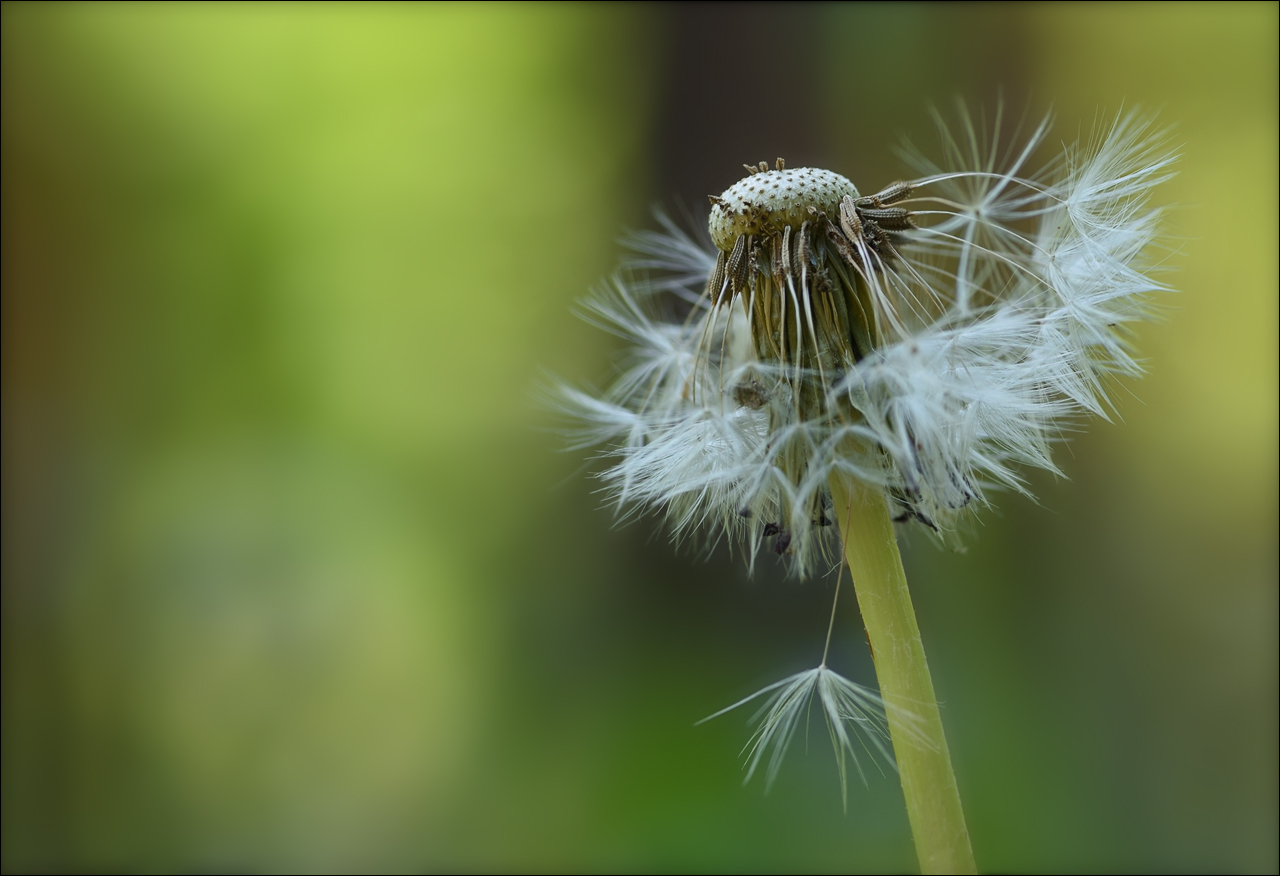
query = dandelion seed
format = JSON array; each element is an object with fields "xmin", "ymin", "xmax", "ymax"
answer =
[
  {"xmin": 557, "ymin": 105, "xmax": 1174, "ymax": 867},
  {"xmin": 698, "ymin": 666, "xmax": 893, "ymax": 806}
]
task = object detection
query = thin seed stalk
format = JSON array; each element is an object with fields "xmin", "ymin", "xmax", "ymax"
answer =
[{"xmin": 830, "ymin": 473, "xmax": 976, "ymax": 875}]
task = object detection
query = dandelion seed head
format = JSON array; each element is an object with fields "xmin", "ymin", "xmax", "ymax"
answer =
[{"xmin": 559, "ymin": 107, "xmax": 1176, "ymax": 576}]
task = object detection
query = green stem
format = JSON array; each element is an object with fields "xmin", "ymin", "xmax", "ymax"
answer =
[{"xmin": 830, "ymin": 473, "xmax": 976, "ymax": 875}]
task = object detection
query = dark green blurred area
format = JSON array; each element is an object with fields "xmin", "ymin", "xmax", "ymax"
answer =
[{"xmin": 2, "ymin": 4, "xmax": 1275, "ymax": 872}]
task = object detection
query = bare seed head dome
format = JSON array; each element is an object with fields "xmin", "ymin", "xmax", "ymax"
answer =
[{"xmin": 708, "ymin": 162, "xmax": 861, "ymax": 251}]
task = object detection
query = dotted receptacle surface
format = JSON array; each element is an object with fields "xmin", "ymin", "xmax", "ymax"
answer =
[{"xmin": 709, "ymin": 168, "xmax": 860, "ymax": 251}]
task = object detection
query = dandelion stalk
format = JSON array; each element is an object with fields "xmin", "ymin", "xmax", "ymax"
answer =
[{"xmin": 832, "ymin": 472, "xmax": 975, "ymax": 875}]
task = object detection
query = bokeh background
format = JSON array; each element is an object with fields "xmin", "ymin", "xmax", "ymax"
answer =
[{"xmin": 3, "ymin": 4, "xmax": 1275, "ymax": 872}]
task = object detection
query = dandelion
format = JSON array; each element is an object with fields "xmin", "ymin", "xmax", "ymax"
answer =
[{"xmin": 559, "ymin": 106, "xmax": 1175, "ymax": 873}]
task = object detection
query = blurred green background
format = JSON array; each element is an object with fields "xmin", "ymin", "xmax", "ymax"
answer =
[{"xmin": 2, "ymin": 4, "xmax": 1275, "ymax": 872}]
